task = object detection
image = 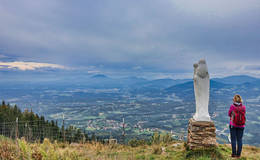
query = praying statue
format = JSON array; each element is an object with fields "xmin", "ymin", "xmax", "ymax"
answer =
[{"xmin": 193, "ymin": 59, "xmax": 211, "ymax": 121}]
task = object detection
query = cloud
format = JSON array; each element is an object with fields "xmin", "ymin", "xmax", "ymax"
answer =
[
  {"xmin": 209, "ymin": 61, "xmax": 260, "ymax": 78},
  {"xmin": 0, "ymin": 61, "xmax": 66, "ymax": 71},
  {"xmin": 0, "ymin": 0, "xmax": 259, "ymax": 77},
  {"xmin": 244, "ymin": 65, "xmax": 260, "ymax": 71},
  {"xmin": 0, "ymin": 54, "xmax": 7, "ymax": 59},
  {"xmin": 133, "ymin": 66, "xmax": 142, "ymax": 70},
  {"xmin": 87, "ymin": 70, "xmax": 101, "ymax": 74}
]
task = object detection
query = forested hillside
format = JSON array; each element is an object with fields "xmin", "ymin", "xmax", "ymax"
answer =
[{"xmin": 0, "ymin": 101, "xmax": 87, "ymax": 143}]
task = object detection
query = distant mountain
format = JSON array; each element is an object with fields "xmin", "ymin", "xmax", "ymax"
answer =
[
  {"xmin": 138, "ymin": 79, "xmax": 191, "ymax": 89},
  {"xmin": 213, "ymin": 75, "xmax": 259, "ymax": 84},
  {"xmin": 210, "ymin": 80, "xmax": 229, "ymax": 89},
  {"xmin": 120, "ymin": 76, "xmax": 148, "ymax": 84},
  {"xmin": 165, "ymin": 80, "xmax": 193, "ymax": 94},
  {"xmin": 164, "ymin": 80, "xmax": 231, "ymax": 101},
  {"xmin": 164, "ymin": 78, "xmax": 260, "ymax": 104}
]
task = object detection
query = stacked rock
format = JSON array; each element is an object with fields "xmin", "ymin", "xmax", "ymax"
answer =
[{"xmin": 187, "ymin": 118, "xmax": 217, "ymax": 150}]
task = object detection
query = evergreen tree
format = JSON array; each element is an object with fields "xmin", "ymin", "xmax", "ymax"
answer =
[{"xmin": 0, "ymin": 101, "xmax": 93, "ymax": 143}]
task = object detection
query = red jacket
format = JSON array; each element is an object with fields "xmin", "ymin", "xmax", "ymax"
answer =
[{"xmin": 228, "ymin": 103, "xmax": 246, "ymax": 128}]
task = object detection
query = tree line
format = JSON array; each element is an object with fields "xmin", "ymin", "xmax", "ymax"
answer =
[{"xmin": 0, "ymin": 101, "xmax": 93, "ymax": 143}]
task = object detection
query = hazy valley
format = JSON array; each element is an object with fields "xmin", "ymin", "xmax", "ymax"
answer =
[{"xmin": 1, "ymin": 73, "xmax": 260, "ymax": 146}]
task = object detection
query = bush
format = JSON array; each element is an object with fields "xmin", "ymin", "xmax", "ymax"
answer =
[
  {"xmin": 31, "ymin": 150, "xmax": 42, "ymax": 160},
  {"xmin": 151, "ymin": 132, "xmax": 173, "ymax": 145},
  {"xmin": 162, "ymin": 133, "xmax": 172, "ymax": 144},
  {"xmin": 152, "ymin": 145, "xmax": 162, "ymax": 155},
  {"xmin": 18, "ymin": 138, "xmax": 32, "ymax": 159},
  {"xmin": 128, "ymin": 138, "xmax": 147, "ymax": 147},
  {"xmin": 128, "ymin": 138, "xmax": 139, "ymax": 147},
  {"xmin": 151, "ymin": 132, "xmax": 160, "ymax": 144},
  {"xmin": 39, "ymin": 138, "xmax": 60, "ymax": 160},
  {"xmin": 0, "ymin": 140, "xmax": 17, "ymax": 160}
]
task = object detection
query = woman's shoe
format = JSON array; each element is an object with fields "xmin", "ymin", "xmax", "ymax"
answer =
[{"xmin": 231, "ymin": 154, "xmax": 236, "ymax": 157}]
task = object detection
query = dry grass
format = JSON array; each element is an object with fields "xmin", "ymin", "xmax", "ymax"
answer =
[
  {"xmin": 217, "ymin": 144, "xmax": 260, "ymax": 160},
  {"xmin": 1, "ymin": 136, "xmax": 260, "ymax": 160}
]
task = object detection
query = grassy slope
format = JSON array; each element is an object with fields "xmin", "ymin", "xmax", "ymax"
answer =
[{"xmin": 0, "ymin": 136, "xmax": 260, "ymax": 160}]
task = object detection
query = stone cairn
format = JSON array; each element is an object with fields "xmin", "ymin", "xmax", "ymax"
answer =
[{"xmin": 187, "ymin": 118, "xmax": 217, "ymax": 150}]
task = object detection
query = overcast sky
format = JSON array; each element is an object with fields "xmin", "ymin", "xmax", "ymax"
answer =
[{"xmin": 0, "ymin": 0, "xmax": 260, "ymax": 79}]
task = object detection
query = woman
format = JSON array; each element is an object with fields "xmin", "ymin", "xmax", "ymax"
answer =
[{"xmin": 228, "ymin": 94, "xmax": 246, "ymax": 158}]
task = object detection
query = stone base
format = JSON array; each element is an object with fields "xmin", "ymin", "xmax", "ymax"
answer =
[{"xmin": 187, "ymin": 118, "xmax": 217, "ymax": 150}]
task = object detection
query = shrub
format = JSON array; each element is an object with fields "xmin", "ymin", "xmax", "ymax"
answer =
[
  {"xmin": 128, "ymin": 138, "xmax": 139, "ymax": 147},
  {"xmin": 151, "ymin": 132, "xmax": 160, "ymax": 144},
  {"xmin": 151, "ymin": 132, "xmax": 173, "ymax": 145},
  {"xmin": 152, "ymin": 145, "xmax": 162, "ymax": 155},
  {"xmin": 18, "ymin": 138, "xmax": 32, "ymax": 159},
  {"xmin": 39, "ymin": 138, "xmax": 60, "ymax": 160},
  {"xmin": 31, "ymin": 149, "xmax": 42, "ymax": 160},
  {"xmin": 128, "ymin": 138, "xmax": 147, "ymax": 147},
  {"xmin": 162, "ymin": 133, "xmax": 172, "ymax": 144},
  {"xmin": 0, "ymin": 140, "xmax": 17, "ymax": 160}
]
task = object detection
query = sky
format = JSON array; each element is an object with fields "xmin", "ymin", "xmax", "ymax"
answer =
[{"xmin": 0, "ymin": 0, "xmax": 260, "ymax": 79}]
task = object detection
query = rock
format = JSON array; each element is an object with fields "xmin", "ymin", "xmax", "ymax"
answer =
[
  {"xmin": 172, "ymin": 143, "xmax": 181, "ymax": 147},
  {"xmin": 187, "ymin": 118, "xmax": 217, "ymax": 150},
  {"xmin": 161, "ymin": 147, "xmax": 166, "ymax": 151},
  {"xmin": 189, "ymin": 118, "xmax": 215, "ymax": 127},
  {"xmin": 205, "ymin": 127, "xmax": 216, "ymax": 132}
]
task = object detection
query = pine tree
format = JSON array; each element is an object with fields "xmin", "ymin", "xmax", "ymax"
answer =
[{"xmin": 0, "ymin": 101, "xmax": 89, "ymax": 143}]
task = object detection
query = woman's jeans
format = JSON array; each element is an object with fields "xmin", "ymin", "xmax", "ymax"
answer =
[{"xmin": 230, "ymin": 125, "xmax": 244, "ymax": 156}]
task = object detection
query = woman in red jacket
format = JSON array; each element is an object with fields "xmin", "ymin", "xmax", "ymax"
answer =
[{"xmin": 228, "ymin": 94, "xmax": 246, "ymax": 158}]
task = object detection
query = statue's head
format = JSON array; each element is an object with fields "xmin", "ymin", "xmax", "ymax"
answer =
[{"xmin": 193, "ymin": 59, "xmax": 209, "ymax": 79}]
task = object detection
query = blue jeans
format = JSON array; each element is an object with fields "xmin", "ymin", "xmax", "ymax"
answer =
[{"xmin": 230, "ymin": 125, "xmax": 244, "ymax": 156}]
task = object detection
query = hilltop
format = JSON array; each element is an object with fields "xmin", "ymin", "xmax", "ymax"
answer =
[{"xmin": 1, "ymin": 135, "xmax": 260, "ymax": 160}]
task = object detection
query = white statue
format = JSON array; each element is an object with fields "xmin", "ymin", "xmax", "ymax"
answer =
[{"xmin": 193, "ymin": 59, "xmax": 211, "ymax": 121}]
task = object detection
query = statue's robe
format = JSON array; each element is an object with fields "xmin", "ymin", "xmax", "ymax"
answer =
[{"xmin": 193, "ymin": 60, "xmax": 211, "ymax": 121}]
